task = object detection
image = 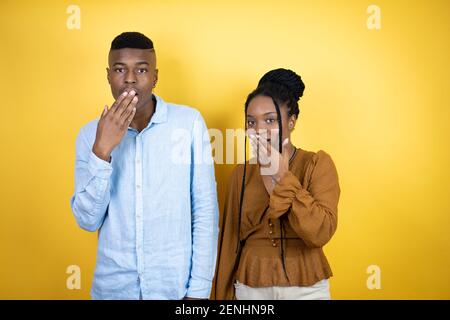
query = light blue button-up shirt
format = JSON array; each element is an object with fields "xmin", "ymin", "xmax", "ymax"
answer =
[{"xmin": 70, "ymin": 95, "xmax": 219, "ymax": 300}]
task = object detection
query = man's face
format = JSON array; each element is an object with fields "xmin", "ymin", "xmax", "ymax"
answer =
[{"xmin": 107, "ymin": 48, "xmax": 158, "ymax": 110}]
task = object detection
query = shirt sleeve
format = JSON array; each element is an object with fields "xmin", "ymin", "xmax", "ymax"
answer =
[
  {"xmin": 186, "ymin": 112, "xmax": 220, "ymax": 299},
  {"xmin": 268, "ymin": 150, "xmax": 340, "ymax": 248},
  {"xmin": 210, "ymin": 166, "xmax": 241, "ymax": 300},
  {"xmin": 70, "ymin": 127, "xmax": 112, "ymax": 232}
]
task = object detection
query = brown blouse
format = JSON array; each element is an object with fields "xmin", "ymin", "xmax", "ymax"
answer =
[{"xmin": 211, "ymin": 148, "xmax": 340, "ymax": 300}]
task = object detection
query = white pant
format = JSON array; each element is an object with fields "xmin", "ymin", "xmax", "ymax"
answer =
[{"xmin": 235, "ymin": 279, "xmax": 331, "ymax": 300}]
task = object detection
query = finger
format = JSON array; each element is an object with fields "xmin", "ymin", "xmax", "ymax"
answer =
[
  {"xmin": 110, "ymin": 91, "xmax": 129, "ymax": 113},
  {"xmin": 249, "ymin": 139, "xmax": 258, "ymax": 157},
  {"xmin": 250, "ymin": 136, "xmax": 261, "ymax": 155},
  {"xmin": 257, "ymin": 140, "xmax": 271, "ymax": 164},
  {"xmin": 125, "ymin": 106, "xmax": 137, "ymax": 126},
  {"xmin": 250, "ymin": 139, "xmax": 267, "ymax": 164},
  {"xmin": 258, "ymin": 138, "xmax": 270, "ymax": 156},
  {"xmin": 249, "ymin": 139, "xmax": 259, "ymax": 157},
  {"xmin": 259, "ymin": 152, "xmax": 270, "ymax": 166},
  {"xmin": 246, "ymin": 128, "xmax": 257, "ymax": 138},
  {"xmin": 116, "ymin": 91, "xmax": 134, "ymax": 117},
  {"xmin": 249, "ymin": 134, "xmax": 258, "ymax": 147},
  {"xmin": 121, "ymin": 95, "xmax": 138, "ymax": 121},
  {"xmin": 258, "ymin": 129, "xmax": 269, "ymax": 140},
  {"xmin": 261, "ymin": 138, "xmax": 280, "ymax": 166},
  {"xmin": 116, "ymin": 91, "xmax": 136, "ymax": 117},
  {"xmin": 101, "ymin": 105, "xmax": 108, "ymax": 118}
]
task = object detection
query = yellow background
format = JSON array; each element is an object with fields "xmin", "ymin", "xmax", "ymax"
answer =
[{"xmin": 0, "ymin": 0, "xmax": 449, "ymax": 299}]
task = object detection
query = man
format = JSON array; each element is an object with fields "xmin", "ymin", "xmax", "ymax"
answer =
[{"xmin": 70, "ymin": 32, "xmax": 219, "ymax": 300}]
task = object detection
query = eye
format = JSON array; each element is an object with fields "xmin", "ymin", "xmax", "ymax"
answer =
[
  {"xmin": 265, "ymin": 118, "xmax": 276, "ymax": 124},
  {"xmin": 246, "ymin": 120, "xmax": 255, "ymax": 127},
  {"xmin": 114, "ymin": 68, "xmax": 125, "ymax": 73},
  {"xmin": 137, "ymin": 68, "xmax": 148, "ymax": 74}
]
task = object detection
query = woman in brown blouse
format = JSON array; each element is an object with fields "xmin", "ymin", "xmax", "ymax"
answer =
[{"xmin": 212, "ymin": 68, "xmax": 340, "ymax": 300}]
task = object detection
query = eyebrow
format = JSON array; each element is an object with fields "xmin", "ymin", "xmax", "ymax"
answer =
[
  {"xmin": 113, "ymin": 61, "xmax": 150, "ymax": 66},
  {"xmin": 246, "ymin": 112, "xmax": 278, "ymax": 117}
]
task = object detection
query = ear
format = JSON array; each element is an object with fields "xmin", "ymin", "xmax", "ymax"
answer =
[
  {"xmin": 153, "ymin": 69, "xmax": 159, "ymax": 88},
  {"xmin": 288, "ymin": 114, "xmax": 297, "ymax": 130},
  {"xmin": 106, "ymin": 67, "xmax": 111, "ymax": 84}
]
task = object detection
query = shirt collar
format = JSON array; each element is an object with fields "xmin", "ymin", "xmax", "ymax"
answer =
[
  {"xmin": 127, "ymin": 94, "xmax": 168, "ymax": 134},
  {"xmin": 150, "ymin": 94, "xmax": 168, "ymax": 124}
]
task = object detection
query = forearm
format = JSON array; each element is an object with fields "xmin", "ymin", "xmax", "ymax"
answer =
[
  {"xmin": 269, "ymin": 170, "xmax": 339, "ymax": 248},
  {"xmin": 70, "ymin": 151, "xmax": 113, "ymax": 232}
]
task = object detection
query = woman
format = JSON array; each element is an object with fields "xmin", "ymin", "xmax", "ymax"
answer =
[{"xmin": 212, "ymin": 68, "xmax": 340, "ymax": 300}]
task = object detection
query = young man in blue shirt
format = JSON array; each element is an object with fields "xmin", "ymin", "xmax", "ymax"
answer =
[{"xmin": 70, "ymin": 32, "xmax": 219, "ymax": 300}]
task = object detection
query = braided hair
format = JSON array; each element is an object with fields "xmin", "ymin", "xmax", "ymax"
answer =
[{"xmin": 236, "ymin": 68, "xmax": 305, "ymax": 283}]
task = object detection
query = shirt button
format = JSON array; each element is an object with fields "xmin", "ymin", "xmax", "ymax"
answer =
[
  {"xmin": 269, "ymin": 231, "xmax": 273, "ymax": 234},
  {"xmin": 272, "ymin": 243, "xmax": 277, "ymax": 247},
  {"xmin": 136, "ymin": 185, "xmax": 141, "ymax": 189},
  {"xmin": 271, "ymin": 239, "xmax": 275, "ymax": 243},
  {"xmin": 269, "ymin": 223, "xmax": 273, "ymax": 227}
]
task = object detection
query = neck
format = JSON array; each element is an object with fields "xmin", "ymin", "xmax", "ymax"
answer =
[
  {"xmin": 130, "ymin": 95, "xmax": 155, "ymax": 132},
  {"xmin": 285, "ymin": 142, "xmax": 296, "ymax": 159}
]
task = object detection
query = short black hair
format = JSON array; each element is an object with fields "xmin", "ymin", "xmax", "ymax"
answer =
[{"xmin": 110, "ymin": 32, "xmax": 154, "ymax": 50}]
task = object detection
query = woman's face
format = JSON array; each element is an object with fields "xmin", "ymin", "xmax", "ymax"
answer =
[{"xmin": 246, "ymin": 95, "xmax": 296, "ymax": 151}]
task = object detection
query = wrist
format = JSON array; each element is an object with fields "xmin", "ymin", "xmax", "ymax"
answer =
[
  {"xmin": 92, "ymin": 143, "xmax": 111, "ymax": 162},
  {"xmin": 273, "ymin": 170, "xmax": 288, "ymax": 183}
]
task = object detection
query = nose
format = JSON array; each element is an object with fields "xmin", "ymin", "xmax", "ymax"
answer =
[
  {"xmin": 255, "ymin": 122, "xmax": 270, "ymax": 136},
  {"xmin": 125, "ymin": 71, "xmax": 137, "ymax": 84}
]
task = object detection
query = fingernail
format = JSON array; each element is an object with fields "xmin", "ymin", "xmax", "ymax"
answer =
[
  {"xmin": 133, "ymin": 96, "xmax": 138, "ymax": 101},
  {"xmin": 123, "ymin": 91, "xmax": 128, "ymax": 96},
  {"xmin": 130, "ymin": 90, "xmax": 136, "ymax": 95}
]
